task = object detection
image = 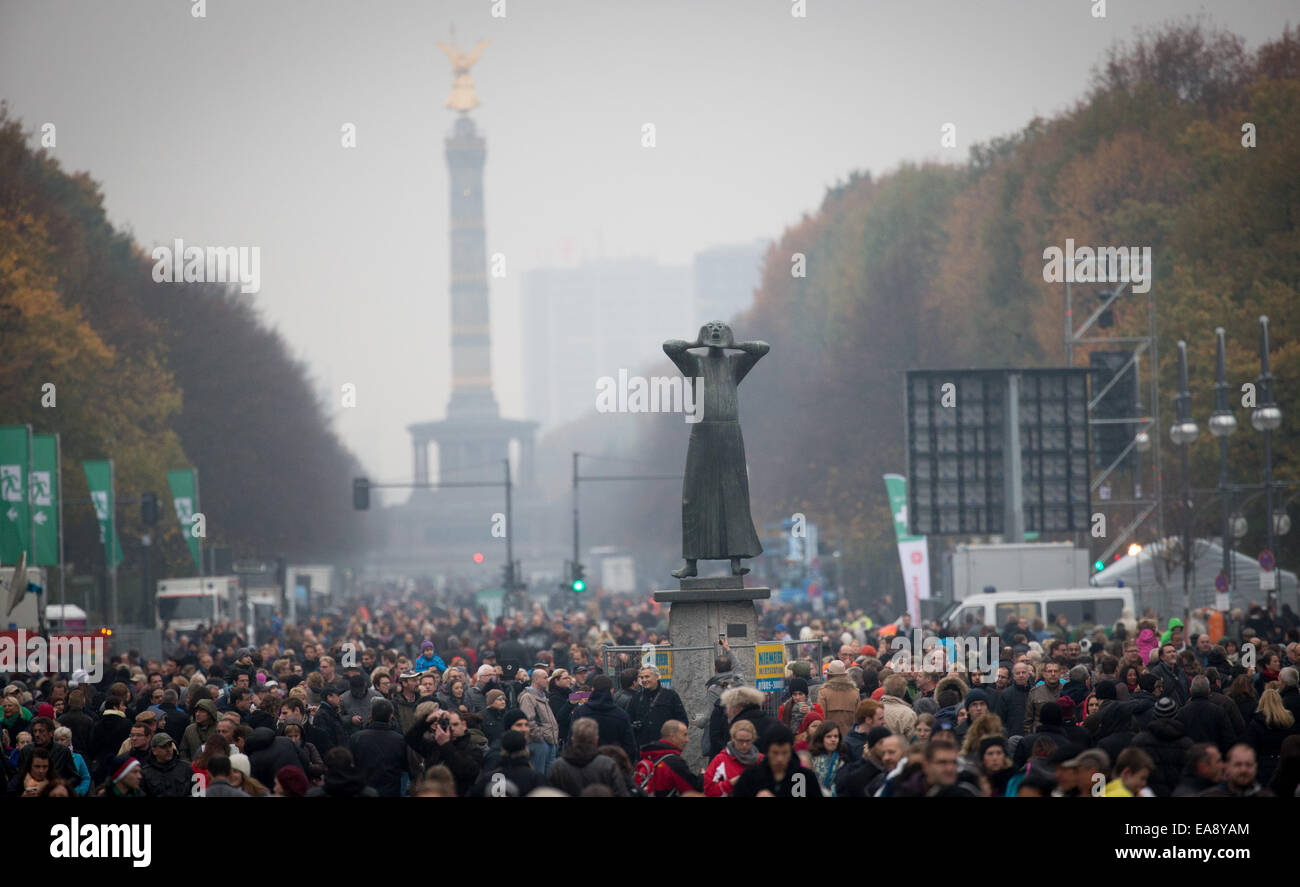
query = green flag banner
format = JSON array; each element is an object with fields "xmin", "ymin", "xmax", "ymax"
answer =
[
  {"xmin": 82, "ymin": 459, "xmax": 123, "ymax": 569},
  {"xmin": 30, "ymin": 434, "xmax": 58, "ymax": 566},
  {"xmin": 883, "ymin": 473, "xmax": 930, "ymax": 627},
  {"xmin": 0, "ymin": 425, "xmax": 32, "ymax": 562},
  {"xmin": 166, "ymin": 468, "xmax": 201, "ymax": 572},
  {"xmin": 884, "ymin": 472, "xmax": 922, "ymax": 543}
]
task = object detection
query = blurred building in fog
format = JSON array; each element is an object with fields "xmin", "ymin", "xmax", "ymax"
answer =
[
  {"xmin": 694, "ymin": 239, "xmax": 768, "ymax": 327},
  {"xmin": 522, "ymin": 258, "xmax": 692, "ymax": 432},
  {"xmin": 522, "ymin": 241, "xmax": 769, "ymax": 434}
]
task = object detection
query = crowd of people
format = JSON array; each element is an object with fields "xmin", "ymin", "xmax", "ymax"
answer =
[{"xmin": 3, "ymin": 589, "xmax": 1299, "ymax": 798}]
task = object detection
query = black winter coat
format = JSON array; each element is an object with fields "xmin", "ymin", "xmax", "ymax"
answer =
[
  {"xmin": 141, "ymin": 753, "xmax": 192, "ymax": 797},
  {"xmin": 58, "ymin": 709, "xmax": 95, "ymax": 755},
  {"xmin": 996, "ymin": 683, "xmax": 1032, "ymax": 737},
  {"xmin": 17, "ymin": 741, "xmax": 78, "ymax": 783},
  {"xmin": 246, "ymin": 726, "xmax": 310, "ymax": 789},
  {"xmin": 1244, "ymin": 711, "xmax": 1294, "ymax": 785},
  {"xmin": 1128, "ymin": 692, "xmax": 1159, "ymax": 730},
  {"xmin": 1132, "ymin": 719, "xmax": 1193, "ymax": 797},
  {"xmin": 628, "ymin": 685, "xmax": 689, "ymax": 749},
  {"xmin": 470, "ymin": 754, "xmax": 548, "ymax": 797},
  {"xmin": 156, "ymin": 703, "xmax": 189, "ymax": 744},
  {"xmin": 481, "ymin": 706, "xmax": 507, "ymax": 749},
  {"xmin": 729, "ymin": 704, "xmax": 779, "ymax": 752},
  {"xmin": 547, "ymin": 744, "xmax": 628, "ymax": 797},
  {"xmin": 573, "ymin": 689, "xmax": 638, "ymax": 761},
  {"xmin": 310, "ymin": 700, "xmax": 348, "ymax": 752},
  {"xmin": 348, "ymin": 722, "xmax": 408, "ymax": 797},
  {"xmin": 548, "ymin": 688, "xmax": 574, "ymax": 745},
  {"xmin": 1175, "ymin": 697, "xmax": 1236, "ymax": 752},
  {"xmin": 405, "ymin": 720, "xmax": 483, "ymax": 797},
  {"xmin": 89, "ymin": 711, "xmax": 132, "ymax": 777}
]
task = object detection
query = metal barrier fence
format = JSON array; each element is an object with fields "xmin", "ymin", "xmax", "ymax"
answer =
[{"xmin": 601, "ymin": 639, "xmax": 826, "ymax": 737}]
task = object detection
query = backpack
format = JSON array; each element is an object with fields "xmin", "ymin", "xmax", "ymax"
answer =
[{"xmin": 634, "ymin": 755, "xmax": 680, "ymax": 796}]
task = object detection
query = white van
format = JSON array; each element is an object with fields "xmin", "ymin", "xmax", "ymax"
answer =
[{"xmin": 936, "ymin": 587, "xmax": 1135, "ymax": 635}]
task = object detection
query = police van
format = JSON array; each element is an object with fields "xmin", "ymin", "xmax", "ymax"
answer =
[{"xmin": 936, "ymin": 587, "xmax": 1136, "ymax": 636}]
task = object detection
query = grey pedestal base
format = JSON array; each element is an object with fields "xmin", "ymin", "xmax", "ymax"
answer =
[{"xmin": 652, "ymin": 582, "xmax": 769, "ymax": 770}]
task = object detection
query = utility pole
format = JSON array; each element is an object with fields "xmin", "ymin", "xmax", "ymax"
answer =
[{"xmin": 572, "ymin": 453, "xmax": 580, "ymax": 575}]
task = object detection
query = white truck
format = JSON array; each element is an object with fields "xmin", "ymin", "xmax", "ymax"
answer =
[
  {"xmin": 945, "ymin": 542, "xmax": 1092, "ymax": 601},
  {"xmin": 155, "ymin": 576, "xmax": 241, "ymax": 631}
]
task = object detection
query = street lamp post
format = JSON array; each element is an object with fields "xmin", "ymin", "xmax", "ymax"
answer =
[
  {"xmin": 1170, "ymin": 341, "xmax": 1198, "ymax": 621},
  {"xmin": 1209, "ymin": 327, "xmax": 1238, "ymax": 609},
  {"xmin": 1252, "ymin": 316, "xmax": 1283, "ymax": 611}
]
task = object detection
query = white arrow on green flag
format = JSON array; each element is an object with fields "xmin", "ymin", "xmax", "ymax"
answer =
[
  {"xmin": 30, "ymin": 434, "xmax": 59, "ymax": 566},
  {"xmin": 166, "ymin": 468, "xmax": 201, "ymax": 572},
  {"xmin": 0, "ymin": 424, "xmax": 32, "ymax": 563},
  {"xmin": 82, "ymin": 459, "xmax": 123, "ymax": 569}
]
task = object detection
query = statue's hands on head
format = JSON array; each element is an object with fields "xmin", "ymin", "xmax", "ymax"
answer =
[{"xmin": 697, "ymin": 321, "xmax": 735, "ymax": 349}]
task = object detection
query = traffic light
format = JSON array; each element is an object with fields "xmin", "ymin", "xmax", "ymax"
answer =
[
  {"xmin": 140, "ymin": 492, "xmax": 159, "ymax": 525},
  {"xmin": 353, "ymin": 477, "xmax": 369, "ymax": 510},
  {"xmin": 571, "ymin": 562, "xmax": 586, "ymax": 593},
  {"xmin": 502, "ymin": 561, "xmax": 514, "ymax": 589},
  {"xmin": 1094, "ymin": 559, "xmax": 1105, "ymax": 572}
]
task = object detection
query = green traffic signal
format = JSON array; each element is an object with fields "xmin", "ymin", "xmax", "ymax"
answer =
[
  {"xmin": 1094, "ymin": 560, "xmax": 1105, "ymax": 571},
  {"xmin": 571, "ymin": 579, "xmax": 586, "ymax": 593}
]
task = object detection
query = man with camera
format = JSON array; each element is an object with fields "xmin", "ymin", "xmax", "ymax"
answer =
[
  {"xmin": 628, "ymin": 665, "xmax": 690, "ymax": 750},
  {"xmin": 404, "ymin": 704, "xmax": 483, "ymax": 797}
]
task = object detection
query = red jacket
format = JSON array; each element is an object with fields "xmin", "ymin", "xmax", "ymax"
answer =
[
  {"xmin": 703, "ymin": 747, "xmax": 763, "ymax": 797},
  {"xmin": 638, "ymin": 742, "xmax": 703, "ymax": 796}
]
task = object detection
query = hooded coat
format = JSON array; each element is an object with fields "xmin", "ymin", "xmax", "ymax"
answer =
[
  {"xmin": 728, "ymin": 704, "xmax": 778, "ymax": 753},
  {"xmin": 246, "ymin": 726, "xmax": 311, "ymax": 790},
  {"xmin": 347, "ymin": 720, "xmax": 408, "ymax": 797},
  {"xmin": 1132, "ymin": 718, "xmax": 1193, "ymax": 797},
  {"xmin": 881, "ymin": 694, "xmax": 917, "ymax": 738},
  {"xmin": 179, "ymin": 699, "xmax": 220, "ymax": 762},
  {"xmin": 470, "ymin": 752, "xmax": 549, "ymax": 797},
  {"xmin": 573, "ymin": 688, "xmax": 638, "ymax": 761},
  {"xmin": 547, "ymin": 744, "xmax": 628, "ymax": 796},
  {"xmin": 1136, "ymin": 628, "xmax": 1160, "ymax": 666},
  {"xmin": 304, "ymin": 765, "xmax": 378, "ymax": 798},
  {"xmin": 816, "ymin": 676, "xmax": 859, "ymax": 736},
  {"xmin": 1175, "ymin": 696, "xmax": 1236, "ymax": 752}
]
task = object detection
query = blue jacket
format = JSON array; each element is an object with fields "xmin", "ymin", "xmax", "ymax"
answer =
[
  {"xmin": 414, "ymin": 653, "xmax": 446, "ymax": 673},
  {"xmin": 71, "ymin": 751, "xmax": 91, "ymax": 796}
]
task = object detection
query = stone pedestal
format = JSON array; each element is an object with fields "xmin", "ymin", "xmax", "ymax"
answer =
[{"xmin": 653, "ymin": 577, "xmax": 769, "ymax": 769}]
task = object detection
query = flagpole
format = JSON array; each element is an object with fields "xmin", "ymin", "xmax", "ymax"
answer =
[
  {"xmin": 27, "ymin": 425, "xmax": 44, "ymax": 638},
  {"xmin": 194, "ymin": 467, "xmax": 204, "ymax": 584},
  {"xmin": 56, "ymin": 433, "xmax": 66, "ymax": 621},
  {"xmin": 108, "ymin": 459, "xmax": 118, "ymax": 627}
]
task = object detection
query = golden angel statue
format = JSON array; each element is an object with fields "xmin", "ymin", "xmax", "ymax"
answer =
[{"xmin": 436, "ymin": 39, "xmax": 490, "ymax": 112}]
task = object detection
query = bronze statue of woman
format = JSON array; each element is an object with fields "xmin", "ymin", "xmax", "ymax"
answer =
[{"xmin": 663, "ymin": 322, "xmax": 769, "ymax": 578}]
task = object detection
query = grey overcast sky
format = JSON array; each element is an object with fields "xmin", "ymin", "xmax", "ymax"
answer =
[{"xmin": 2, "ymin": 0, "xmax": 1295, "ymax": 500}]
